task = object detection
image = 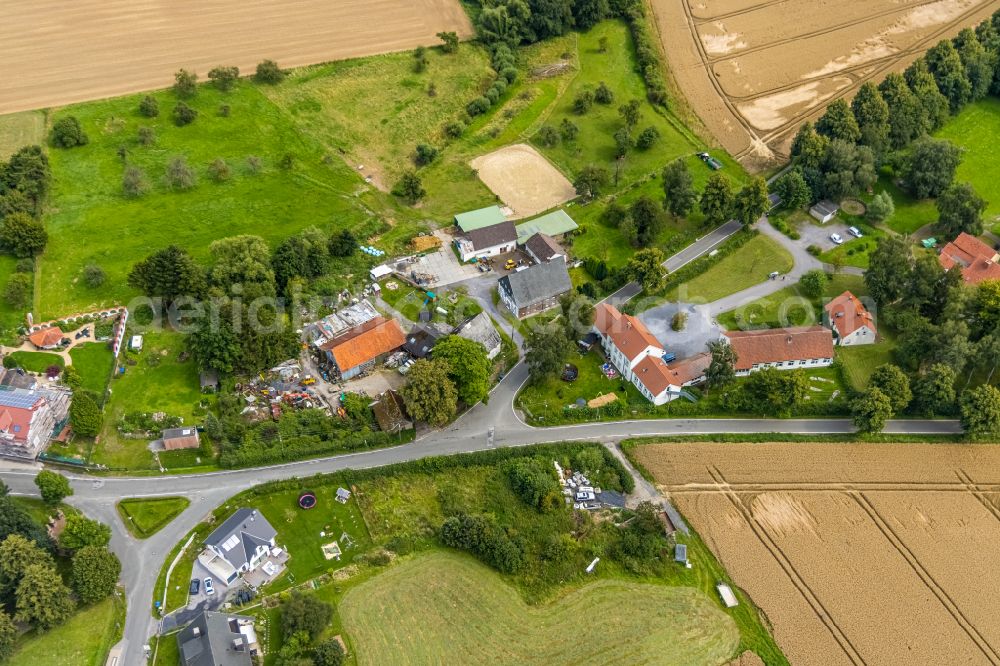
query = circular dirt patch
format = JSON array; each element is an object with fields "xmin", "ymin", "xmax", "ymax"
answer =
[{"xmin": 840, "ymin": 198, "xmax": 866, "ymax": 216}]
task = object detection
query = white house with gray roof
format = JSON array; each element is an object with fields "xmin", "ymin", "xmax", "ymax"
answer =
[
  {"xmin": 498, "ymin": 257, "xmax": 572, "ymax": 318},
  {"xmin": 199, "ymin": 508, "xmax": 286, "ymax": 587}
]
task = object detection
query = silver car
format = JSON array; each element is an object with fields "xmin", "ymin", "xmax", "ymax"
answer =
[{"xmin": 830, "ymin": 233, "xmax": 844, "ymax": 245}]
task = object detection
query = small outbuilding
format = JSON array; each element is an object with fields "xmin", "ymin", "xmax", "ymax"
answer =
[
  {"xmin": 161, "ymin": 427, "xmax": 200, "ymax": 451},
  {"xmin": 336, "ymin": 488, "xmax": 352, "ymax": 504},
  {"xmin": 716, "ymin": 583, "xmax": 739, "ymax": 608},
  {"xmin": 200, "ymin": 370, "xmax": 220, "ymax": 393},
  {"xmin": 675, "ymin": 543, "xmax": 688, "ymax": 565},
  {"xmin": 767, "ymin": 193, "xmax": 782, "ymax": 211},
  {"xmin": 524, "ymin": 232, "xmax": 565, "ymax": 264},
  {"xmin": 130, "ymin": 335, "xmax": 143, "ymax": 351},
  {"xmin": 809, "ymin": 200, "xmax": 839, "ymax": 224}
]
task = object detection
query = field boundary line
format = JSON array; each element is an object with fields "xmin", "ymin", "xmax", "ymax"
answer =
[
  {"xmin": 851, "ymin": 492, "xmax": 1000, "ymax": 664},
  {"xmin": 708, "ymin": 467, "xmax": 867, "ymax": 666},
  {"xmin": 666, "ymin": 480, "xmax": 1000, "ymax": 493},
  {"xmin": 955, "ymin": 469, "xmax": 1000, "ymax": 525}
]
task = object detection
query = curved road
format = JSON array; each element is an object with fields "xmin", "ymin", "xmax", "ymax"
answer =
[{"xmin": 0, "ymin": 359, "xmax": 960, "ymax": 664}]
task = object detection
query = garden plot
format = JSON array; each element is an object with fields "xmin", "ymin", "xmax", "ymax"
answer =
[
  {"xmin": 635, "ymin": 441, "xmax": 1000, "ymax": 665},
  {"xmin": 649, "ymin": 0, "xmax": 998, "ymax": 169},
  {"xmin": 469, "ymin": 144, "xmax": 576, "ymax": 218},
  {"xmin": 0, "ymin": 0, "xmax": 472, "ymax": 114}
]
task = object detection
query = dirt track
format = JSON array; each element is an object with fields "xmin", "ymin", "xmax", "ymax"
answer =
[
  {"xmin": 650, "ymin": 0, "xmax": 1000, "ymax": 169},
  {"xmin": 0, "ymin": 0, "xmax": 473, "ymax": 115},
  {"xmin": 636, "ymin": 442, "xmax": 1000, "ymax": 666}
]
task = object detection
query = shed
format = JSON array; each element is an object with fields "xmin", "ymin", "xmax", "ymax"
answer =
[
  {"xmin": 200, "ymin": 370, "xmax": 220, "ymax": 393},
  {"xmin": 369, "ymin": 264, "xmax": 393, "ymax": 281},
  {"xmin": 675, "ymin": 543, "xmax": 688, "ymax": 564},
  {"xmin": 809, "ymin": 200, "xmax": 839, "ymax": 223},
  {"xmin": 161, "ymin": 427, "xmax": 200, "ymax": 451},
  {"xmin": 455, "ymin": 205, "xmax": 506, "ymax": 233},
  {"xmin": 130, "ymin": 335, "xmax": 143, "ymax": 351},
  {"xmin": 336, "ymin": 488, "xmax": 352, "ymax": 503},
  {"xmin": 515, "ymin": 209, "xmax": 579, "ymax": 243},
  {"xmin": 716, "ymin": 584, "xmax": 739, "ymax": 608}
]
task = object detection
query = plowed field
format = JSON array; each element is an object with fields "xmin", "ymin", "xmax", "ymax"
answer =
[
  {"xmin": 650, "ymin": 0, "xmax": 1000, "ymax": 169},
  {"xmin": 635, "ymin": 441, "xmax": 1000, "ymax": 666},
  {"xmin": 0, "ymin": 0, "xmax": 472, "ymax": 115}
]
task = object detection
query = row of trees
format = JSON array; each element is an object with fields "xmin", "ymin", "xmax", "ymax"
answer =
[{"xmin": 0, "ymin": 146, "xmax": 51, "ymax": 267}]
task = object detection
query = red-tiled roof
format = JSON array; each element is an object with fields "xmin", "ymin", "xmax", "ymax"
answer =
[
  {"xmin": 325, "ymin": 316, "xmax": 405, "ymax": 371},
  {"xmin": 824, "ymin": 291, "xmax": 877, "ymax": 339},
  {"xmin": 632, "ymin": 352, "xmax": 711, "ymax": 396},
  {"xmin": 594, "ymin": 303, "xmax": 662, "ymax": 362},
  {"xmin": 939, "ymin": 232, "xmax": 1000, "ymax": 284},
  {"xmin": 725, "ymin": 326, "xmax": 834, "ymax": 371},
  {"xmin": 28, "ymin": 327, "xmax": 63, "ymax": 349}
]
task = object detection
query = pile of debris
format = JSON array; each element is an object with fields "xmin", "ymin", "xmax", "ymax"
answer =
[
  {"xmin": 237, "ymin": 360, "xmax": 326, "ymax": 421},
  {"xmin": 554, "ymin": 460, "xmax": 627, "ymax": 511}
]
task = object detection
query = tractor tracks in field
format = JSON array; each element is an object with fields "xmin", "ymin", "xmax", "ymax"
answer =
[{"xmin": 706, "ymin": 466, "xmax": 868, "ymax": 666}]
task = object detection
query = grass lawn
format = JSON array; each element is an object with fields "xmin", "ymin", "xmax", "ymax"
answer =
[
  {"xmin": 518, "ymin": 349, "xmax": 641, "ymax": 422},
  {"xmin": 380, "ymin": 280, "xmax": 483, "ymax": 325},
  {"xmin": 117, "ymin": 496, "xmax": 190, "ymax": 538},
  {"xmin": 0, "ymin": 109, "xmax": 44, "ymax": 158},
  {"xmin": 838, "ymin": 341, "xmax": 897, "ymax": 392},
  {"xmin": 69, "ymin": 342, "xmax": 115, "ymax": 397},
  {"xmin": 666, "ymin": 234, "xmax": 793, "ymax": 303},
  {"xmin": 875, "ymin": 177, "xmax": 938, "ymax": 235},
  {"xmin": 340, "ymin": 550, "xmax": 739, "ymax": 666},
  {"xmin": 818, "ymin": 220, "xmax": 885, "ymax": 269},
  {"xmin": 717, "ymin": 274, "xmax": 868, "ymax": 330},
  {"xmin": 37, "ymin": 80, "xmax": 413, "ymax": 319},
  {"xmin": 94, "ymin": 327, "xmax": 202, "ymax": 470},
  {"xmin": 934, "ymin": 97, "xmax": 1000, "ymax": 232},
  {"xmin": 9, "ymin": 593, "xmax": 125, "ymax": 666},
  {"xmin": 8, "ymin": 350, "xmax": 64, "ymax": 373}
]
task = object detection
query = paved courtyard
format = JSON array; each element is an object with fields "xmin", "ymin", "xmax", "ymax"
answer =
[{"xmin": 638, "ymin": 302, "xmax": 724, "ymax": 359}]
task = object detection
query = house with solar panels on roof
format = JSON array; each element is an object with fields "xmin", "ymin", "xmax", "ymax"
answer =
[{"xmin": 0, "ymin": 385, "xmax": 71, "ymax": 460}]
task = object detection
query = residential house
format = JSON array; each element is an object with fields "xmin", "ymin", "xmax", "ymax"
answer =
[
  {"xmin": 938, "ymin": 232, "xmax": 1000, "ymax": 284},
  {"xmin": 514, "ymin": 209, "xmax": 579, "ymax": 243},
  {"xmin": 454, "ymin": 220, "xmax": 517, "ymax": 262},
  {"xmin": 177, "ymin": 610, "xmax": 259, "ymax": 666},
  {"xmin": 724, "ymin": 326, "xmax": 834, "ymax": 375},
  {"xmin": 524, "ymin": 232, "xmax": 564, "ymax": 264},
  {"xmin": 199, "ymin": 508, "xmax": 288, "ymax": 588},
  {"xmin": 592, "ymin": 303, "xmax": 709, "ymax": 405},
  {"xmin": 0, "ymin": 386, "xmax": 71, "ymax": 459},
  {"xmin": 402, "ymin": 325, "xmax": 445, "ymax": 359},
  {"xmin": 319, "ymin": 316, "xmax": 406, "ymax": 380},
  {"xmin": 161, "ymin": 426, "xmax": 200, "ymax": 451},
  {"xmin": 498, "ymin": 258, "xmax": 572, "ymax": 319},
  {"xmin": 28, "ymin": 327, "xmax": 63, "ymax": 350},
  {"xmin": 454, "ymin": 312, "xmax": 502, "ymax": 359},
  {"xmin": 454, "ymin": 205, "xmax": 506, "ymax": 233},
  {"xmin": 809, "ymin": 200, "xmax": 839, "ymax": 223},
  {"xmin": 825, "ymin": 291, "xmax": 877, "ymax": 346}
]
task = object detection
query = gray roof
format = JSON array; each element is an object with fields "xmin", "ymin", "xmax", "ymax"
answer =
[
  {"xmin": 498, "ymin": 258, "xmax": 572, "ymax": 308},
  {"xmin": 204, "ymin": 508, "xmax": 277, "ymax": 570},
  {"xmin": 811, "ymin": 200, "xmax": 839, "ymax": 216},
  {"xmin": 162, "ymin": 426, "xmax": 198, "ymax": 440},
  {"xmin": 178, "ymin": 611, "xmax": 254, "ymax": 666},
  {"xmin": 525, "ymin": 233, "xmax": 563, "ymax": 263},
  {"xmin": 466, "ymin": 220, "xmax": 517, "ymax": 251},
  {"xmin": 403, "ymin": 326, "xmax": 444, "ymax": 359},
  {"xmin": 200, "ymin": 370, "xmax": 219, "ymax": 388},
  {"xmin": 0, "ymin": 369, "xmax": 36, "ymax": 390},
  {"xmin": 675, "ymin": 543, "xmax": 688, "ymax": 562},
  {"xmin": 454, "ymin": 313, "xmax": 501, "ymax": 352},
  {"xmin": 767, "ymin": 193, "xmax": 781, "ymax": 208}
]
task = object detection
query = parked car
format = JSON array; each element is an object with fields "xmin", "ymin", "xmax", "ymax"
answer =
[
  {"xmin": 768, "ymin": 271, "xmax": 780, "ymax": 280},
  {"xmin": 848, "ymin": 226, "xmax": 863, "ymax": 238},
  {"xmin": 830, "ymin": 233, "xmax": 844, "ymax": 245},
  {"xmin": 189, "ymin": 579, "xmax": 200, "ymax": 595},
  {"xmin": 204, "ymin": 577, "xmax": 214, "ymax": 595}
]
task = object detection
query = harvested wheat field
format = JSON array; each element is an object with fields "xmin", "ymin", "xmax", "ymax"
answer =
[
  {"xmin": 634, "ymin": 441, "xmax": 1000, "ymax": 666},
  {"xmin": 650, "ymin": 0, "xmax": 1000, "ymax": 169},
  {"xmin": 0, "ymin": 0, "xmax": 473, "ymax": 115},
  {"xmin": 469, "ymin": 144, "xmax": 577, "ymax": 219}
]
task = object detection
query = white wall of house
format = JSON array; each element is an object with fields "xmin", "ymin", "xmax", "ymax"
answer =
[
  {"xmin": 596, "ymin": 328, "xmax": 681, "ymax": 405},
  {"xmin": 838, "ymin": 326, "xmax": 876, "ymax": 346},
  {"xmin": 457, "ymin": 240, "xmax": 514, "ymax": 262},
  {"xmin": 735, "ymin": 357, "xmax": 833, "ymax": 376}
]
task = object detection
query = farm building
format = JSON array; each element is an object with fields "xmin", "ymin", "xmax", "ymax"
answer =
[
  {"xmin": 514, "ymin": 209, "xmax": 579, "ymax": 243},
  {"xmin": 498, "ymin": 258, "xmax": 572, "ymax": 319},
  {"xmin": 0, "ymin": 385, "xmax": 71, "ymax": 460},
  {"xmin": 937, "ymin": 232, "xmax": 1000, "ymax": 284},
  {"xmin": 402, "ymin": 325, "xmax": 446, "ymax": 359},
  {"xmin": 809, "ymin": 200, "xmax": 839, "ymax": 223},
  {"xmin": 454, "ymin": 205, "xmax": 506, "ymax": 233},
  {"xmin": 28, "ymin": 327, "xmax": 63, "ymax": 350},
  {"xmin": 372, "ymin": 390, "xmax": 412, "ymax": 434},
  {"xmin": 161, "ymin": 427, "xmax": 200, "ymax": 451},
  {"xmin": 524, "ymin": 232, "xmax": 564, "ymax": 264},
  {"xmin": 825, "ymin": 291, "xmax": 877, "ymax": 346},
  {"xmin": 724, "ymin": 326, "xmax": 834, "ymax": 375},
  {"xmin": 176, "ymin": 610, "xmax": 259, "ymax": 666},
  {"xmin": 319, "ymin": 316, "xmax": 406, "ymax": 380},
  {"xmin": 592, "ymin": 303, "xmax": 710, "ymax": 405},
  {"xmin": 454, "ymin": 313, "xmax": 502, "ymax": 359},
  {"xmin": 454, "ymin": 220, "xmax": 517, "ymax": 262}
]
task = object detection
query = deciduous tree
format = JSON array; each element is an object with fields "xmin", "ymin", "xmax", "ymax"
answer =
[
  {"xmin": 400, "ymin": 359, "xmax": 457, "ymax": 425},
  {"xmin": 433, "ymin": 336, "xmax": 491, "ymax": 406},
  {"xmin": 868, "ymin": 364, "xmax": 912, "ymax": 413},
  {"xmin": 733, "ymin": 176, "xmax": 769, "ymax": 226},
  {"xmin": 852, "ymin": 386, "xmax": 893, "ymax": 434},
  {"xmin": 772, "ymin": 168, "xmax": 811, "ymax": 210},
  {"xmin": 34, "ymin": 470, "xmax": 72, "ymax": 506},
  {"xmin": 851, "ymin": 82, "xmax": 890, "ymax": 154},
  {"xmin": 960, "ymin": 384, "xmax": 1000, "ymax": 437},
  {"xmin": 865, "ymin": 234, "xmax": 913, "ymax": 306},
  {"xmin": 281, "ymin": 591, "xmax": 333, "ymax": 642},
  {"xmin": 925, "ymin": 40, "xmax": 972, "ymax": 111},
  {"xmin": 15, "ymin": 562, "xmax": 75, "ymax": 629},
  {"xmin": 0, "ymin": 212, "xmax": 48, "ymax": 257},
  {"xmin": 699, "ymin": 173, "xmax": 734, "ymax": 225},
  {"xmin": 815, "ymin": 99, "xmax": 860, "ymax": 143},
  {"xmin": 525, "ymin": 322, "xmax": 567, "ymax": 382},
  {"xmin": 50, "ymin": 117, "xmax": 88, "ymax": 148},
  {"xmin": 935, "ymin": 182, "xmax": 987, "ymax": 239},
  {"xmin": 71, "ymin": 546, "xmax": 121, "ymax": 604},
  {"xmin": 878, "ymin": 72, "xmax": 927, "ymax": 148},
  {"xmin": 60, "ymin": 514, "xmax": 111, "ymax": 551},
  {"xmin": 392, "ymin": 171, "xmax": 425, "ymax": 204},
  {"xmin": 573, "ymin": 164, "xmax": 609, "ymax": 199},
  {"xmin": 69, "ymin": 390, "xmax": 102, "ymax": 437},
  {"xmin": 706, "ymin": 340, "xmax": 736, "ymax": 389},
  {"xmin": 904, "ymin": 59, "xmax": 951, "ymax": 131},
  {"xmin": 799, "ymin": 269, "xmax": 828, "ymax": 299},
  {"xmin": 172, "ymin": 69, "xmax": 198, "ymax": 98},
  {"xmin": 0, "ymin": 610, "xmax": 15, "ymax": 662},
  {"xmin": 866, "ymin": 191, "xmax": 895, "ymax": 223},
  {"xmin": 128, "ymin": 245, "xmax": 205, "ymax": 306},
  {"xmin": 911, "ymin": 363, "xmax": 957, "ymax": 416},
  {"xmin": 661, "ymin": 159, "xmax": 697, "ymax": 218},
  {"xmin": 626, "ymin": 247, "xmax": 666, "ymax": 292},
  {"xmin": 207, "ymin": 66, "xmax": 240, "ymax": 92}
]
